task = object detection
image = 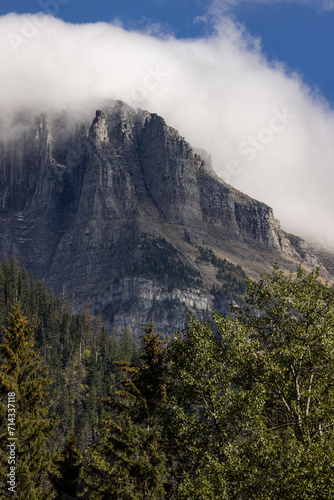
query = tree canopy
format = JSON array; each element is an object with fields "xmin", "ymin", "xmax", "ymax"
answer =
[
  {"xmin": 1, "ymin": 260, "xmax": 334, "ymax": 499},
  {"xmin": 0, "ymin": 304, "xmax": 55, "ymax": 499},
  {"xmin": 165, "ymin": 265, "xmax": 334, "ymax": 499}
]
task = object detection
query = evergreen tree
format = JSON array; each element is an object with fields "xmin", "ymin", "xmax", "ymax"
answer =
[
  {"xmin": 0, "ymin": 304, "xmax": 56, "ymax": 499},
  {"xmin": 82, "ymin": 322, "xmax": 168, "ymax": 499},
  {"xmin": 118, "ymin": 327, "xmax": 137, "ymax": 364},
  {"xmin": 0, "ymin": 258, "xmax": 120, "ymax": 452},
  {"xmin": 49, "ymin": 432, "xmax": 83, "ymax": 499}
]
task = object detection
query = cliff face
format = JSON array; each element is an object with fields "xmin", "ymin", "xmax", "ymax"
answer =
[{"xmin": 0, "ymin": 101, "xmax": 331, "ymax": 339}]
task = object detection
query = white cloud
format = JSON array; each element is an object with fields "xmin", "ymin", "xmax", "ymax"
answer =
[
  {"xmin": 322, "ymin": 0, "xmax": 334, "ymax": 11},
  {"xmin": 0, "ymin": 13, "xmax": 334, "ymax": 246},
  {"xmin": 203, "ymin": 0, "xmax": 334, "ymax": 14}
]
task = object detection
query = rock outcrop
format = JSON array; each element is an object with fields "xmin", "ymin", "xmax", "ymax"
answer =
[{"xmin": 0, "ymin": 101, "xmax": 331, "ymax": 340}]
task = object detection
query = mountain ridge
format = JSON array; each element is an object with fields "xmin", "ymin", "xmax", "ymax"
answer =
[{"xmin": 0, "ymin": 101, "xmax": 332, "ymax": 339}]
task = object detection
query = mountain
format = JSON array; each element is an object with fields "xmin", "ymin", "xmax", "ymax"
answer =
[{"xmin": 0, "ymin": 101, "xmax": 332, "ymax": 340}]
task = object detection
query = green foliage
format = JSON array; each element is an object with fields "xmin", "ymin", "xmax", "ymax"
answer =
[
  {"xmin": 2, "ymin": 257, "xmax": 334, "ymax": 499},
  {"xmin": 165, "ymin": 265, "xmax": 334, "ymax": 498},
  {"xmin": 49, "ymin": 432, "xmax": 83, "ymax": 499},
  {"xmin": 239, "ymin": 265, "xmax": 334, "ymax": 445},
  {"xmin": 225, "ymin": 265, "xmax": 334, "ymax": 498},
  {"xmin": 127, "ymin": 234, "xmax": 202, "ymax": 289},
  {"xmin": 199, "ymin": 247, "xmax": 247, "ymax": 295},
  {"xmin": 165, "ymin": 313, "xmax": 257, "ymax": 499},
  {"xmin": 118, "ymin": 328, "xmax": 137, "ymax": 364},
  {"xmin": 82, "ymin": 322, "xmax": 168, "ymax": 499},
  {"xmin": 0, "ymin": 304, "xmax": 56, "ymax": 499},
  {"xmin": 0, "ymin": 258, "xmax": 130, "ymax": 452}
]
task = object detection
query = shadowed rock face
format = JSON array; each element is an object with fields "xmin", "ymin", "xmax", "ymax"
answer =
[{"xmin": 0, "ymin": 101, "xmax": 331, "ymax": 339}]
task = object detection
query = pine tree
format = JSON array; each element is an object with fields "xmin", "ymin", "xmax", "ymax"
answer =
[
  {"xmin": 118, "ymin": 327, "xmax": 137, "ymax": 363},
  {"xmin": 82, "ymin": 322, "xmax": 168, "ymax": 499},
  {"xmin": 0, "ymin": 304, "xmax": 56, "ymax": 499},
  {"xmin": 0, "ymin": 258, "xmax": 123, "ymax": 453}
]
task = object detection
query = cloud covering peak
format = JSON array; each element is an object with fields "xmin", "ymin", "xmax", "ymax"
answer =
[{"xmin": 0, "ymin": 12, "xmax": 334, "ymax": 246}]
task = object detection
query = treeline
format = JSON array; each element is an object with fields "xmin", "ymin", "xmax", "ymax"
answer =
[
  {"xmin": 1, "ymin": 261, "xmax": 334, "ymax": 498},
  {"xmin": 126, "ymin": 235, "xmax": 202, "ymax": 289},
  {"xmin": 198, "ymin": 247, "xmax": 247, "ymax": 296},
  {"xmin": 0, "ymin": 257, "xmax": 137, "ymax": 451}
]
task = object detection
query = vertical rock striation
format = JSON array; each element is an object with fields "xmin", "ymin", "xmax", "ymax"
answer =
[{"xmin": 0, "ymin": 101, "xmax": 330, "ymax": 339}]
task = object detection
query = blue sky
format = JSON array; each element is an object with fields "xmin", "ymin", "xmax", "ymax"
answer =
[
  {"xmin": 236, "ymin": 2, "xmax": 334, "ymax": 105},
  {"xmin": 0, "ymin": 0, "xmax": 334, "ymax": 104}
]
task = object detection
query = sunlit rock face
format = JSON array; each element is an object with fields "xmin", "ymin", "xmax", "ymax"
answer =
[{"xmin": 0, "ymin": 101, "xmax": 330, "ymax": 340}]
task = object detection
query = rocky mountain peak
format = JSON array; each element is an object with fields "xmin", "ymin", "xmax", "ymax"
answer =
[{"xmin": 0, "ymin": 101, "xmax": 332, "ymax": 339}]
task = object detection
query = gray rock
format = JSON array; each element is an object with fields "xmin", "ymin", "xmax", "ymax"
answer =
[{"xmin": 0, "ymin": 101, "xmax": 332, "ymax": 340}]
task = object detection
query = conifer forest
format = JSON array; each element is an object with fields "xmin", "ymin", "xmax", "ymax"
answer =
[{"xmin": 1, "ymin": 258, "xmax": 334, "ymax": 498}]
